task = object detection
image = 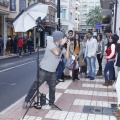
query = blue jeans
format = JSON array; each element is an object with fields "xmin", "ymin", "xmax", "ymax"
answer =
[
  {"xmin": 104, "ymin": 60, "xmax": 115, "ymax": 80},
  {"xmin": 86, "ymin": 56, "xmax": 96, "ymax": 78}
]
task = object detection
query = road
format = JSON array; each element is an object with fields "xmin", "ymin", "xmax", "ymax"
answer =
[{"xmin": 0, "ymin": 51, "xmax": 44, "ymax": 112}]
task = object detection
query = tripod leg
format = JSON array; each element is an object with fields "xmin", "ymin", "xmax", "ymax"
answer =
[
  {"xmin": 22, "ymin": 92, "xmax": 38, "ymax": 119},
  {"xmin": 45, "ymin": 96, "xmax": 62, "ymax": 111}
]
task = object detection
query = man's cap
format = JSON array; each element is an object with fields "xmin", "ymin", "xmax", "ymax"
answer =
[{"xmin": 52, "ymin": 31, "xmax": 65, "ymax": 42}]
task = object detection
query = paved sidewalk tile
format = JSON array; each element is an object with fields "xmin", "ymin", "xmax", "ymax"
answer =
[{"xmin": 0, "ymin": 76, "xmax": 119, "ymax": 120}]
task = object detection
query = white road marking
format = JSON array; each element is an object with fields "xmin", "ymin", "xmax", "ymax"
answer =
[
  {"xmin": 0, "ymin": 59, "xmax": 42, "ymax": 73},
  {"xmin": 0, "ymin": 61, "xmax": 34, "ymax": 73}
]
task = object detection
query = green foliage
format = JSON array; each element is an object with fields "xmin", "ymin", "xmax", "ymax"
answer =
[{"xmin": 86, "ymin": 6, "xmax": 103, "ymax": 27}]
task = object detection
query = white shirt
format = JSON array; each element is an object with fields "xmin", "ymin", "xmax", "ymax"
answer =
[{"xmin": 85, "ymin": 37, "xmax": 98, "ymax": 57}]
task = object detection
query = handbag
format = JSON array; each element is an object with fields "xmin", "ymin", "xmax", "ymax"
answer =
[
  {"xmin": 79, "ymin": 59, "xmax": 86, "ymax": 67},
  {"xmin": 78, "ymin": 53, "xmax": 86, "ymax": 67},
  {"xmin": 65, "ymin": 56, "xmax": 74, "ymax": 70}
]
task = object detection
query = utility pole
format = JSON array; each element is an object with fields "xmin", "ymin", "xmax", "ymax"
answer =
[{"xmin": 57, "ymin": 0, "xmax": 60, "ymax": 31}]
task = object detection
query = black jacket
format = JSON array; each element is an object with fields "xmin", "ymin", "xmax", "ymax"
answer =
[{"xmin": 0, "ymin": 37, "xmax": 4, "ymax": 49}]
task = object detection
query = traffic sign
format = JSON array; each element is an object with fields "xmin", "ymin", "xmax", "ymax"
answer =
[{"xmin": 95, "ymin": 23, "xmax": 102, "ymax": 29}]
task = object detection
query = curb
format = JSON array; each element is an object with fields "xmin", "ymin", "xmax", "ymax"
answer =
[{"xmin": 0, "ymin": 49, "xmax": 45, "ymax": 60}]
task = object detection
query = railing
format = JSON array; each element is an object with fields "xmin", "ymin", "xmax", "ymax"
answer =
[{"xmin": 0, "ymin": 0, "xmax": 8, "ymax": 7}]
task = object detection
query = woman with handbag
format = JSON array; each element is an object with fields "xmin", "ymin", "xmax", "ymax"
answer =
[
  {"xmin": 70, "ymin": 34, "xmax": 81, "ymax": 81},
  {"xmin": 79, "ymin": 35, "xmax": 87, "ymax": 77}
]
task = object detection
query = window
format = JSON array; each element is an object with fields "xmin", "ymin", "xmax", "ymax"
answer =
[
  {"xmin": 51, "ymin": 0, "xmax": 55, "ymax": 3},
  {"xmin": 69, "ymin": 12, "xmax": 72, "ymax": 21},
  {"xmin": 45, "ymin": 0, "xmax": 49, "ymax": 2},
  {"xmin": 95, "ymin": 2, "xmax": 100, "ymax": 6},
  {"xmin": 61, "ymin": 9, "xmax": 66, "ymax": 19},
  {"xmin": 82, "ymin": 19, "xmax": 86, "ymax": 24},
  {"xmin": 82, "ymin": 28, "xmax": 86, "ymax": 31},
  {"xmin": 82, "ymin": 2, "xmax": 87, "ymax": 7},
  {"xmin": 89, "ymin": 2, "xmax": 94, "ymax": 7},
  {"xmin": 82, "ymin": 10, "xmax": 87, "ymax": 15},
  {"xmin": 88, "ymin": 28, "xmax": 93, "ymax": 31}
]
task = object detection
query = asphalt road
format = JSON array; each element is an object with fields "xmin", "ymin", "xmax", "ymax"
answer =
[{"xmin": 0, "ymin": 51, "xmax": 44, "ymax": 112}]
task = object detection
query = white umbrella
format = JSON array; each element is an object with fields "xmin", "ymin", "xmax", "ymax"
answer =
[{"xmin": 13, "ymin": 3, "xmax": 48, "ymax": 32}]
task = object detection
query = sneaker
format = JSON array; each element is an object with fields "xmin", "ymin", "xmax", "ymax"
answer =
[
  {"xmin": 22, "ymin": 101, "xmax": 28, "ymax": 109},
  {"xmin": 57, "ymin": 79, "xmax": 65, "ymax": 82}
]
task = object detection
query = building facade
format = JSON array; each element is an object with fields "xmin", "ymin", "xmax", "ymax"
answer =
[
  {"xmin": 78, "ymin": 0, "xmax": 100, "ymax": 39},
  {"xmin": 116, "ymin": 0, "xmax": 120, "ymax": 37},
  {"xmin": 27, "ymin": 0, "xmax": 57, "ymax": 48},
  {"xmin": 74, "ymin": 0, "xmax": 80, "ymax": 31},
  {"xmin": 0, "ymin": 0, "xmax": 57, "ymax": 49},
  {"xmin": 57, "ymin": 0, "xmax": 75, "ymax": 34},
  {"xmin": 0, "ymin": 0, "xmax": 12, "ymax": 49}
]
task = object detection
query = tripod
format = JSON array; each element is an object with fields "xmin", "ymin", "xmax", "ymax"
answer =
[{"xmin": 22, "ymin": 17, "xmax": 61, "ymax": 119}]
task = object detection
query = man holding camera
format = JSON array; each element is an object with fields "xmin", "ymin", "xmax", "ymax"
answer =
[{"xmin": 23, "ymin": 31, "xmax": 70, "ymax": 109}]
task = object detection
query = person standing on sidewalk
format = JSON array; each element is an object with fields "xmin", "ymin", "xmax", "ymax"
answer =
[
  {"xmin": 85, "ymin": 31, "xmax": 98, "ymax": 80},
  {"xmin": 18, "ymin": 37, "xmax": 23, "ymax": 57},
  {"xmin": 0, "ymin": 35, "xmax": 4, "ymax": 56},
  {"xmin": 22, "ymin": 31, "xmax": 70, "ymax": 109},
  {"xmin": 6, "ymin": 37, "xmax": 11, "ymax": 55},
  {"xmin": 13, "ymin": 36, "xmax": 18, "ymax": 54},
  {"xmin": 79, "ymin": 34, "xmax": 88, "ymax": 77},
  {"xmin": 102, "ymin": 34, "xmax": 117, "ymax": 86},
  {"xmin": 27, "ymin": 37, "xmax": 33, "ymax": 55},
  {"xmin": 70, "ymin": 33, "xmax": 81, "ymax": 81},
  {"xmin": 23, "ymin": 36, "xmax": 27, "ymax": 54},
  {"xmin": 96, "ymin": 35, "xmax": 104, "ymax": 76}
]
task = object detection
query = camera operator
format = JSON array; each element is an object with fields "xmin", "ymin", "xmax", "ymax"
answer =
[{"xmin": 23, "ymin": 31, "xmax": 70, "ymax": 109}]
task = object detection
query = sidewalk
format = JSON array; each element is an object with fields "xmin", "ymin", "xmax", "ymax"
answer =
[
  {"xmin": 0, "ymin": 75, "xmax": 118, "ymax": 120},
  {"xmin": 0, "ymin": 48, "xmax": 45, "ymax": 60}
]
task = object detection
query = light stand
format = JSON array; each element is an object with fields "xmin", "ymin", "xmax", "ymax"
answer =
[{"xmin": 22, "ymin": 17, "xmax": 61, "ymax": 119}]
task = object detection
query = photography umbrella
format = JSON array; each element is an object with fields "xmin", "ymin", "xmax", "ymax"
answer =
[{"xmin": 13, "ymin": 3, "xmax": 48, "ymax": 32}]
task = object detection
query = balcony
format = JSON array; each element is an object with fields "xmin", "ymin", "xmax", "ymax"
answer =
[{"xmin": 0, "ymin": 0, "xmax": 8, "ymax": 7}]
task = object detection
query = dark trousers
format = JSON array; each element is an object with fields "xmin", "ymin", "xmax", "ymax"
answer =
[
  {"xmin": 80, "ymin": 58, "xmax": 87, "ymax": 73},
  {"xmin": 25, "ymin": 68, "xmax": 57, "ymax": 104},
  {"xmin": 19, "ymin": 47, "xmax": 22, "ymax": 56},
  {"xmin": 97, "ymin": 54, "xmax": 103, "ymax": 71},
  {"xmin": 23, "ymin": 44, "xmax": 27, "ymax": 53},
  {"xmin": 0, "ymin": 48, "xmax": 3, "ymax": 56},
  {"xmin": 73, "ymin": 69, "xmax": 79, "ymax": 79},
  {"xmin": 104, "ymin": 60, "xmax": 115, "ymax": 80},
  {"xmin": 28, "ymin": 46, "xmax": 32, "ymax": 55}
]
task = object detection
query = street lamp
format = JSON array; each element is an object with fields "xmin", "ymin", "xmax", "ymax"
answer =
[{"xmin": 57, "ymin": 0, "xmax": 60, "ymax": 31}]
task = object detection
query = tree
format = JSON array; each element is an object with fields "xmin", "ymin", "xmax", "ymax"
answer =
[{"xmin": 86, "ymin": 6, "xmax": 103, "ymax": 27}]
